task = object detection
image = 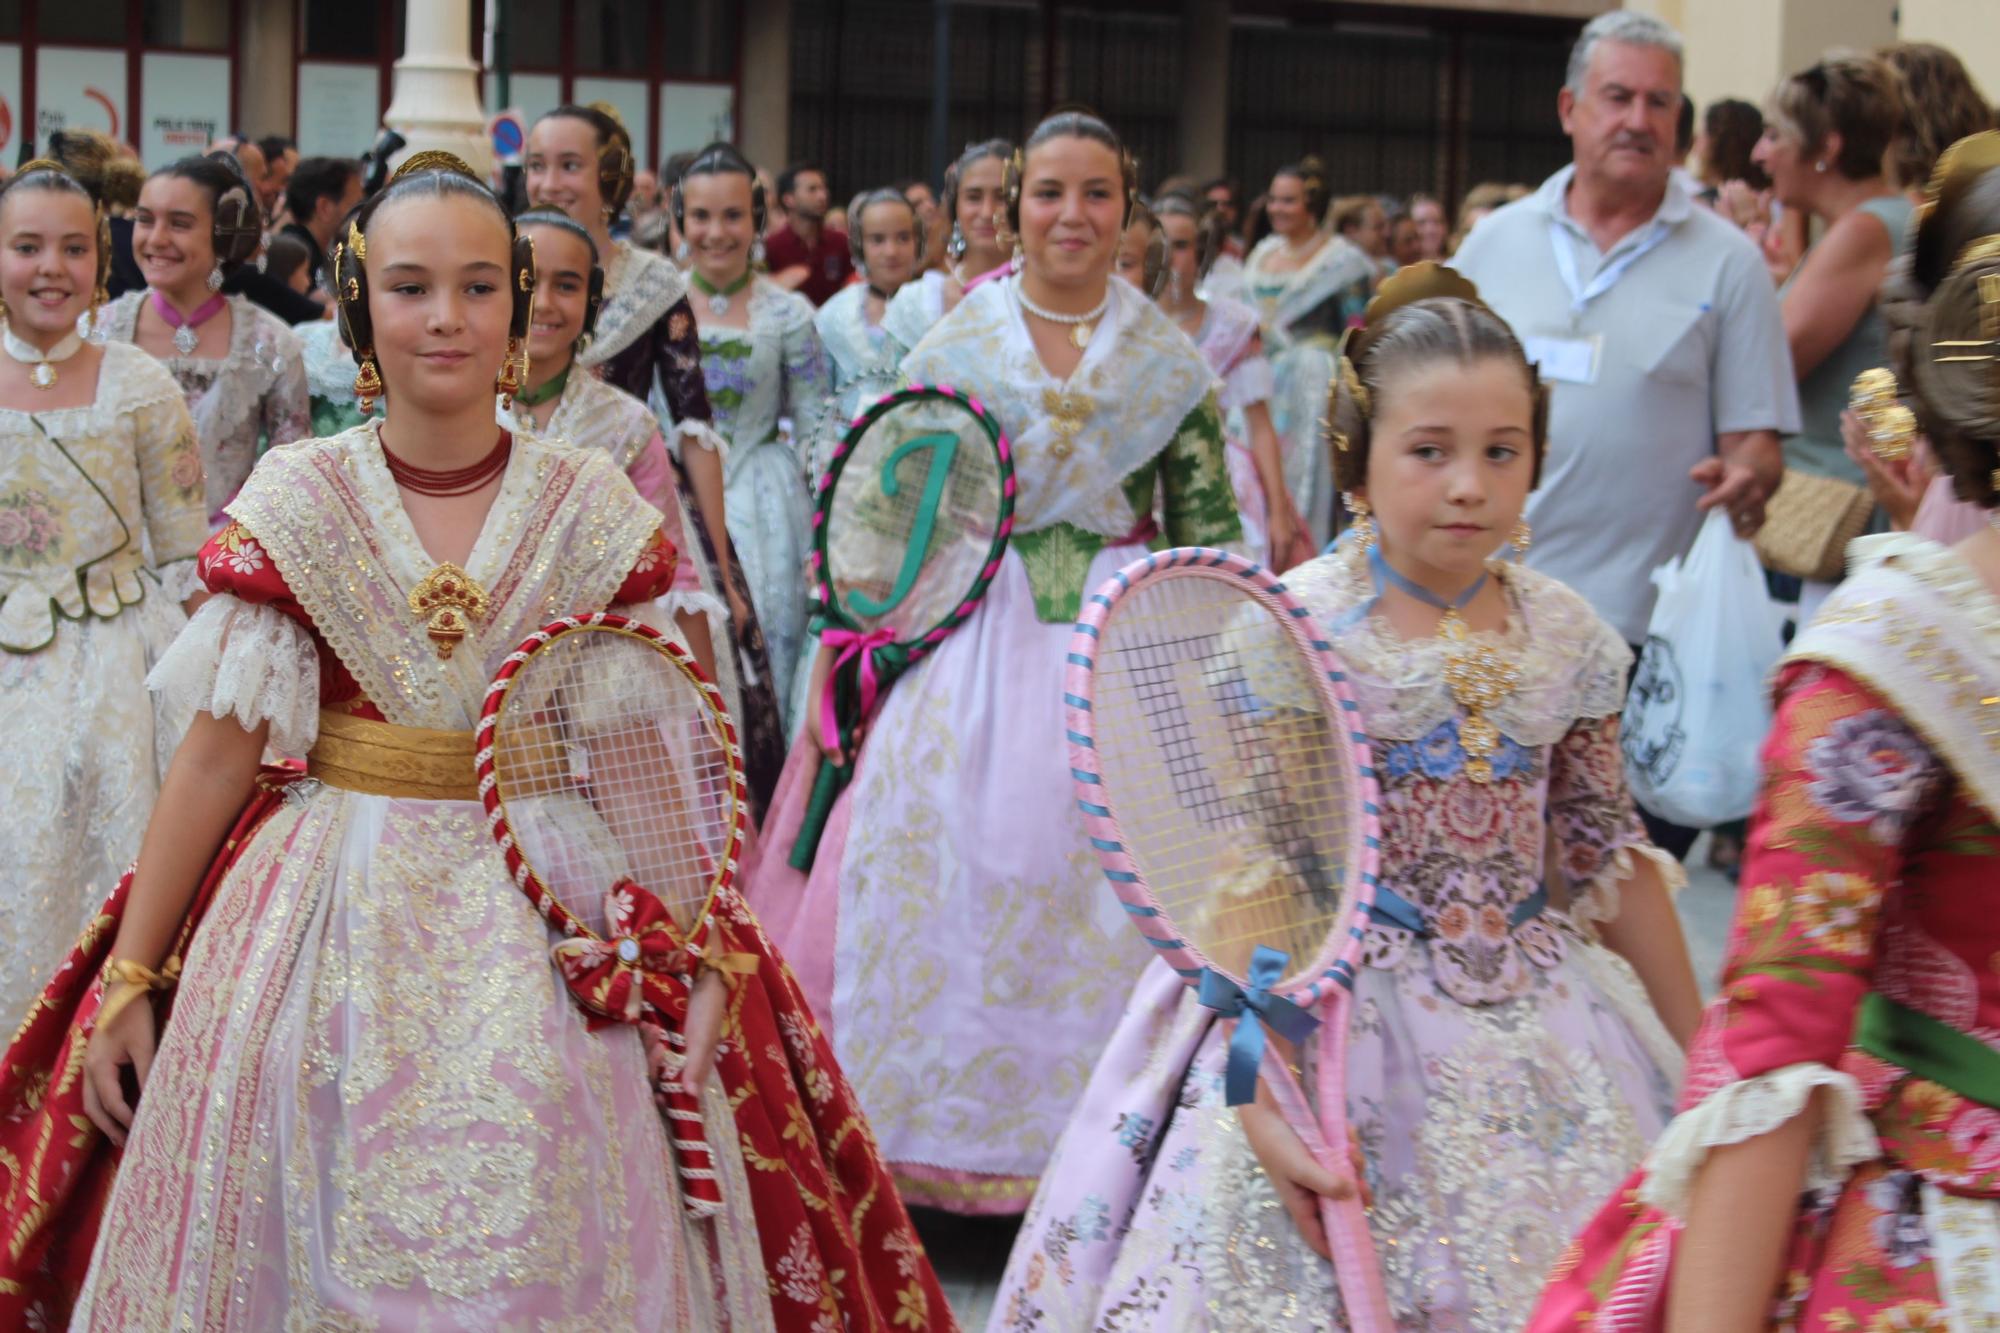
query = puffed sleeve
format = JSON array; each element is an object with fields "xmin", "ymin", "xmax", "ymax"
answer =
[
  {"xmin": 258, "ymin": 322, "xmax": 312, "ymax": 456},
  {"xmin": 131, "ymin": 384, "xmax": 209, "ymax": 600},
  {"xmin": 147, "ymin": 520, "xmax": 322, "ymax": 756},
  {"xmin": 1216, "ymin": 331, "xmax": 1276, "ymax": 413},
  {"xmin": 1637, "ymin": 663, "xmax": 1942, "ymax": 1218},
  {"xmin": 612, "ymin": 527, "xmax": 680, "ymax": 605},
  {"xmin": 653, "ymin": 297, "xmax": 728, "ymax": 459},
  {"xmin": 1546, "ymin": 620, "xmax": 1686, "ymax": 927},
  {"xmin": 777, "ymin": 293, "xmax": 832, "ymax": 480},
  {"xmin": 1157, "ymin": 395, "xmax": 1245, "ymax": 551}
]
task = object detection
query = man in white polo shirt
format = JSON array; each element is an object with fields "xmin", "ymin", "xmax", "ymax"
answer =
[{"xmin": 1454, "ymin": 11, "xmax": 1796, "ymax": 855}]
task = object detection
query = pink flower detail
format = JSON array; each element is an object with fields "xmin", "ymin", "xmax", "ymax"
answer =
[{"xmin": 0, "ymin": 508, "xmax": 29, "ymax": 548}]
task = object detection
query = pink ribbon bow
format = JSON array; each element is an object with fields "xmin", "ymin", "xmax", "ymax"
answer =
[{"xmin": 818, "ymin": 625, "xmax": 897, "ymax": 753}]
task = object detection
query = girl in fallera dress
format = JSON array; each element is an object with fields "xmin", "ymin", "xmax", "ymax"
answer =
[
  {"xmin": 98, "ymin": 151, "xmax": 309, "ymax": 528},
  {"xmin": 815, "ymin": 187, "xmax": 926, "ymax": 470},
  {"xmin": 0, "ymin": 158, "xmax": 206, "ymax": 1035},
  {"xmin": 747, "ymin": 112, "xmax": 1244, "ymax": 1214},
  {"xmin": 1127, "ymin": 192, "xmax": 1313, "ymax": 570},
  {"xmin": 1243, "ymin": 159, "xmax": 1378, "ymax": 543},
  {"xmin": 0, "ymin": 158, "xmax": 945, "ymax": 1331},
  {"xmin": 668, "ymin": 143, "xmax": 831, "ymax": 729},
  {"xmin": 883, "ymin": 139, "xmax": 1012, "ymax": 353},
  {"xmin": 526, "ymin": 104, "xmax": 788, "ymax": 815},
  {"xmin": 507, "ymin": 208, "xmax": 730, "ymax": 683},
  {"xmin": 995, "ymin": 264, "xmax": 1700, "ymax": 1331},
  {"xmin": 1528, "ymin": 135, "xmax": 2000, "ymax": 1333}
]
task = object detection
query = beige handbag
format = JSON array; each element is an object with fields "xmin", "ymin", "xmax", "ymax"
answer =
[{"xmin": 1754, "ymin": 468, "xmax": 1874, "ymax": 583}]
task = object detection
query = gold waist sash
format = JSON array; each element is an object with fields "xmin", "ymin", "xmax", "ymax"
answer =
[{"xmin": 307, "ymin": 711, "xmax": 480, "ymax": 802}]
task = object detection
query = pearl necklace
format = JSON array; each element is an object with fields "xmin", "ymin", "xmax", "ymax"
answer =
[
  {"xmin": 1015, "ymin": 277, "xmax": 1111, "ymax": 349},
  {"xmin": 1, "ymin": 319, "xmax": 84, "ymax": 390}
]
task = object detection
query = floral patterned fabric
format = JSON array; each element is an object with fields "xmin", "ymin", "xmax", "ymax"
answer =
[
  {"xmin": 0, "ymin": 341, "xmax": 206, "ymax": 1037},
  {"xmin": 1528, "ymin": 535, "xmax": 2000, "ymax": 1333},
  {"xmin": 99, "ymin": 292, "xmax": 310, "ymax": 523},
  {"xmin": 744, "ymin": 285, "xmax": 1241, "ymax": 1214},
  {"xmin": 990, "ymin": 546, "xmax": 1683, "ymax": 1329}
]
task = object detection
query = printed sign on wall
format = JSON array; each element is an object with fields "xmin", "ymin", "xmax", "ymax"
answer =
[
  {"xmin": 35, "ymin": 47, "xmax": 125, "ymax": 150},
  {"xmin": 140, "ymin": 53, "xmax": 231, "ymax": 170}
]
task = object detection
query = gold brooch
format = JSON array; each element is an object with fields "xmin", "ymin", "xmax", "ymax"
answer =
[{"xmin": 409, "ymin": 563, "xmax": 489, "ymax": 659}]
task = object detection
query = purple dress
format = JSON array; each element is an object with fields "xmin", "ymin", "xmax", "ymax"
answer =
[{"xmin": 991, "ymin": 546, "xmax": 1684, "ymax": 1331}]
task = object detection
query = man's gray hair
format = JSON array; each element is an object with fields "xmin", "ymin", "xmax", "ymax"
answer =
[{"xmin": 1565, "ymin": 12, "xmax": 1685, "ymax": 96}]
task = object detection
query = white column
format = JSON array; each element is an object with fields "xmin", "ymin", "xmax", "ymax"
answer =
[{"xmin": 383, "ymin": 0, "xmax": 493, "ymax": 179}]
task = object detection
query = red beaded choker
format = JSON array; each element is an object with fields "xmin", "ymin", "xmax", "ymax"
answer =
[{"xmin": 381, "ymin": 431, "xmax": 513, "ymax": 496}]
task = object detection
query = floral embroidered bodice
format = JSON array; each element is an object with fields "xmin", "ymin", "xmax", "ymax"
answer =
[
  {"xmin": 1285, "ymin": 546, "xmax": 1647, "ymax": 1004},
  {"xmin": 0, "ymin": 340, "xmax": 206, "ymax": 651}
]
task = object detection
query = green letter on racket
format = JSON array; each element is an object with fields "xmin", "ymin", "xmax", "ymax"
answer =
[{"xmin": 845, "ymin": 430, "xmax": 959, "ymax": 618}]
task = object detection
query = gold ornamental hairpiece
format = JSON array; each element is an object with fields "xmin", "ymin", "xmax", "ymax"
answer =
[
  {"xmin": 1849, "ymin": 367, "xmax": 1915, "ymax": 461},
  {"xmin": 346, "ymin": 220, "xmax": 366, "ymax": 263},
  {"xmin": 393, "ymin": 150, "xmax": 480, "ymax": 182},
  {"xmin": 1346, "ymin": 261, "xmax": 1488, "ymax": 366}
]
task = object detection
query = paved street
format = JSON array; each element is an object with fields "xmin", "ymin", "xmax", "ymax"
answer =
[{"xmin": 920, "ymin": 842, "xmax": 1745, "ymax": 1327}]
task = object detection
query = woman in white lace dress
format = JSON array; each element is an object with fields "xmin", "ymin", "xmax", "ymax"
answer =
[
  {"xmin": 98, "ymin": 152, "xmax": 308, "ymax": 526},
  {"xmin": 0, "ymin": 160, "xmax": 206, "ymax": 1030},
  {"xmin": 667, "ymin": 144, "xmax": 830, "ymax": 727}
]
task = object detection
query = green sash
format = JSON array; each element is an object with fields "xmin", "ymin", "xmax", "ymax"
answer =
[{"xmin": 1856, "ymin": 992, "xmax": 2000, "ymax": 1108}]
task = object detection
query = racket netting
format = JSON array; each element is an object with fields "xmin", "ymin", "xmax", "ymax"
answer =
[
  {"xmin": 825, "ymin": 395, "xmax": 1004, "ymax": 635},
  {"xmin": 491, "ymin": 627, "xmax": 734, "ymax": 938},
  {"xmin": 1093, "ymin": 575, "xmax": 1356, "ymax": 985}
]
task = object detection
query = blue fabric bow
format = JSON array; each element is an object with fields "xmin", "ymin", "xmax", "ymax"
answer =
[{"xmin": 1196, "ymin": 946, "xmax": 1321, "ymax": 1107}]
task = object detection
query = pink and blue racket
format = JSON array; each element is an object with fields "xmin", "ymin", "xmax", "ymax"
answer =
[{"xmin": 1067, "ymin": 546, "xmax": 1391, "ymax": 1329}]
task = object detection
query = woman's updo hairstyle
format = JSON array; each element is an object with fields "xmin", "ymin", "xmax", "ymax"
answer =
[
  {"xmin": 1274, "ymin": 156, "xmax": 1330, "ymax": 225},
  {"xmin": 670, "ymin": 142, "xmax": 765, "ymax": 233},
  {"xmin": 514, "ymin": 206, "xmax": 605, "ymax": 347},
  {"xmin": 156, "ymin": 151, "xmax": 264, "ymax": 272},
  {"xmin": 1328, "ymin": 262, "xmax": 1549, "ymax": 494},
  {"xmin": 1153, "ymin": 191, "xmax": 1226, "ymax": 279},
  {"xmin": 1884, "ymin": 130, "xmax": 2000, "ymax": 509},
  {"xmin": 332, "ymin": 152, "xmax": 535, "ymax": 370},
  {"xmin": 1002, "ymin": 109, "xmax": 1139, "ymax": 234},
  {"xmin": 846, "ymin": 186, "xmax": 927, "ymax": 269},
  {"xmin": 20, "ymin": 132, "xmax": 120, "ymax": 301},
  {"xmin": 1769, "ymin": 51, "xmax": 1904, "ymax": 182},
  {"xmin": 536, "ymin": 102, "xmax": 636, "ymax": 213},
  {"xmin": 941, "ymin": 138, "xmax": 1012, "ymax": 227}
]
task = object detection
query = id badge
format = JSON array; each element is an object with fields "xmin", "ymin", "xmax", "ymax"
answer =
[{"xmin": 1522, "ymin": 332, "xmax": 1602, "ymax": 386}]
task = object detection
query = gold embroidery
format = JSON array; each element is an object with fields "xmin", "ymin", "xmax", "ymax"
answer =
[
  {"xmin": 1041, "ymin": 387, "xmax": 1092, "ymax": 462},
  {"xmin": 408, "ymin": 561, "xmax": 489, "ymax": 659}
]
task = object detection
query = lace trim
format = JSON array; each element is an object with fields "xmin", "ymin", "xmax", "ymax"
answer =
[
  {"xmin": 1282, "ymin": 545, "xmax": 1634, "ymax": 744},
  {"xmin": 0, "ymin": 341, "xmax": 187, "ymax": 428},
  {"xmin": 146, "ymin": 593, "xmax": 321, "ymax": 756},
  {"xmin": 1844, "ymin": 533, "xmax": 2000, "ymax": 656},
  {"xmin": 1638, "ymin": 1062, "xmax": 1878, "ymax": 1219},
  {"xmin": 658, "ymin": 587, "xmax": 729, "ymax": 631},
  {"xmin": 586, "ymin": 242, "xmax": 689, "ymax": 364},
  {"xmin": 668, "ymin": 418, "xmax": 729, "ymax": 460},
  {"xmin": 1568, "ymin": 841, "xmax": 1687, "ymax": 929}
]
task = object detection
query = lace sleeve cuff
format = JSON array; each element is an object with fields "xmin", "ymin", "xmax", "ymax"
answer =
[
  {"xmin": 155, "ymin": 556, "xmax": 203, "ymax": 604},
  {"xmin": 1219, "ymin": 357, "xmax": 1275, "ymax": 412},
  {"xmin": 147, "ymin": 594, "xmax": 321, "ymax": 757},
  {"xmin": 668, "ymin": 419, "xmax": 730, "ymax": 462},
  {"xmin": 1568, "ymin": 841, "xmax": 1687, "ymax": 928},
  {"xmin": 1638, "ymin": 1062, "xmax": 1878, "ymax": 1219}
]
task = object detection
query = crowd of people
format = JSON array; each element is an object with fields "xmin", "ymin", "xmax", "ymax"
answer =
[{"xmin": 0, "ymin": 7, "xmax": 1995, "ymax": 1330}]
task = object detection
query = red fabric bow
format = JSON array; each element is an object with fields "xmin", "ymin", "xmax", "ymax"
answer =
[{"xmin": 550, "ymin": 877, "xmax": 694, "ymax": 1030}]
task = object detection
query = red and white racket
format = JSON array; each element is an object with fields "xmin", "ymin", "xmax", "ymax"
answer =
[
  {"xmin": 476, "ymin": 612, "xmax": 747, "ymax": 1216},
  {"xmin": 1067, "ymin": 547, "xmax": 1391, "ymax": 1328}
]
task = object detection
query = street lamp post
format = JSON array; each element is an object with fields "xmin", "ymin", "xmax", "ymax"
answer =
[{"xmin": 383, "ymin": 0, "xmax": 494, "ymax": 180}]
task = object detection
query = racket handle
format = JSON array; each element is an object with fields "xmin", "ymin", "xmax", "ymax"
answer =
[
  {"xmin": 786, "ymin": 752, "xmax": 850, "ymax": 872},
  {"xmin": 1263, "ymin": 1058, "xmax": 1394, "ymax": 1330}
]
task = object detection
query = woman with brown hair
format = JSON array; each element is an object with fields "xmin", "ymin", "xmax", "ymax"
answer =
[{"xmin": 1749, "ymin": 51, "xmax": 1911, "ymax": 622}]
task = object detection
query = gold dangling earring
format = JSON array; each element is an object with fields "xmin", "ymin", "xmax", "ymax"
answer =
[
  {"xmin": 353, "ymin": 352, "xmax": 383, "ymax": 416},
  {"xmin": 1346, "ymin": 493, "xmax": 1375, "ymax": 552},
  {"xmin": 495, "ymin": 336, "xmax": 524, "ymax": 410},
  {"xmin": 1510, "ymin": 516, "xmax": 1532, "ymax": 561}
]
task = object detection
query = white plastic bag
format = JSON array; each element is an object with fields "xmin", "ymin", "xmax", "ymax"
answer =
[{"xmin": 1621, "ymin": 510, "xmax": 1787, "ymax": 828}]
